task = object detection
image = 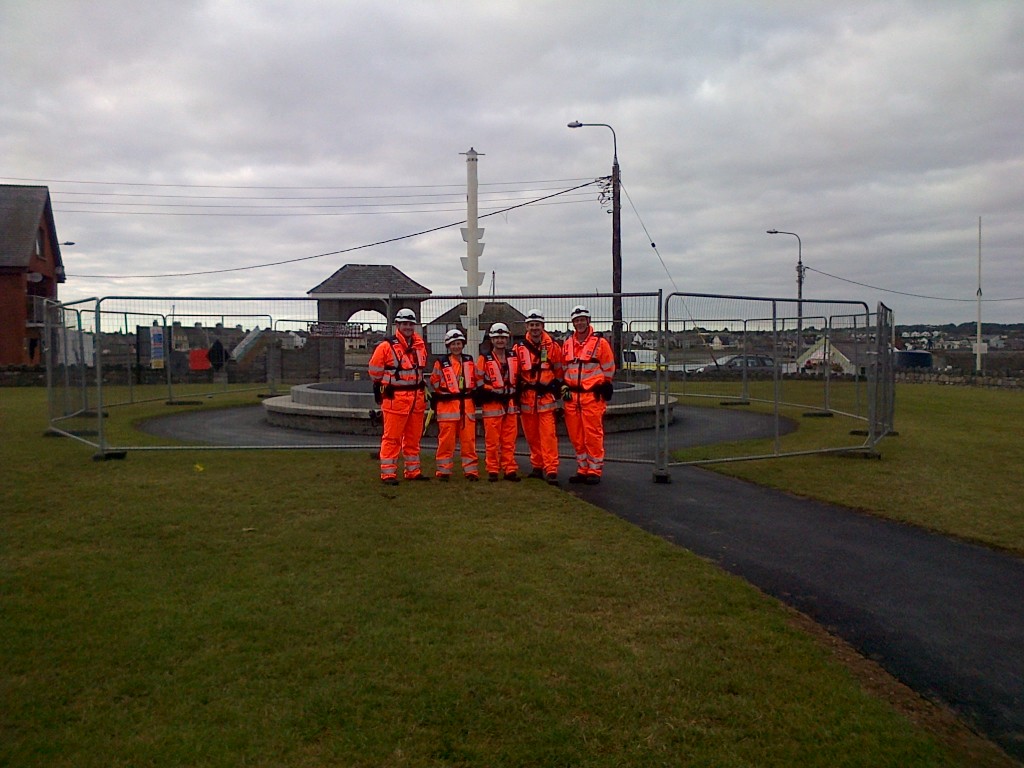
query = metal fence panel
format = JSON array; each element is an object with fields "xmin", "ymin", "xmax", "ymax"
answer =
[
  {"xmin": 46, "ymin": 292, "xmax": 894, "ymax": 469},
  {"xmin": 661, "ymin": 292, "xmax": 894, "ymax": 467},
  {"xmin": 47, "ymin": 293, "xmax": 666, "ymax": 465}
]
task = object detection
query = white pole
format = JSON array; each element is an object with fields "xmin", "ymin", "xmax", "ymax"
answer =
[{"xmin": 460, "ymin": 148, "xmax": 485, "ymax": 357}]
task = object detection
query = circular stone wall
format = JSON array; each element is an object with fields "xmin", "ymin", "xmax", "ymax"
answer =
[{"xmin": 263, "ymin": 380, "xmax": 673, "ymax": 434}]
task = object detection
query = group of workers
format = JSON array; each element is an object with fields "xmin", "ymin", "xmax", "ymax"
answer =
[{"xmin": 367, "ymin": 305, "xmax": 615, "ymax": 488}]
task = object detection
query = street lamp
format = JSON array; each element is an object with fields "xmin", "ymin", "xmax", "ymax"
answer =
[
  {"xmin": 766, "ymin": 229, "xmax": 805, "ymax": 364},
  {"xmin": 568, "ymin": 120, "xmax": 622, "ymax": 370}
]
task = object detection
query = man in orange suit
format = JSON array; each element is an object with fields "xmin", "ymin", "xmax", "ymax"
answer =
[
  {"xmin": 368, "ymin": 307, "xmax": 430, "ymax": 485},
  {"xmin": 561, "ymin": 305, "xmax": 615, "ymax": 485},
  {"xmin": 514, "ymin": 309, "xmax": 563, "ymax": 486}
]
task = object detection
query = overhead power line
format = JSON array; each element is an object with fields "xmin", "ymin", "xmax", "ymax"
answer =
[
  {"xmin": 68, "ymin": 179, "xmax": 602, "ymax": 279},
  {"xmin": 1, "ymin": 175, "xmax": 593, "ymax": 190},
  {"xmin": 806, "ymin": 265, "xmax": 1024, "ymax": 303}
]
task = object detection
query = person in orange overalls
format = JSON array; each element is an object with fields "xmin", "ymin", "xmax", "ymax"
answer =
[
  {"xmin": 514, "ymin": 309, "xmax": 564, "ymax": 486},
  {"xmin": 475, "ymin": 322, "xmax": 520, "ymax": 482},
  {"xmin": 368, "ymin": 307, "xmax": 430, "ymax": 485},
  {"xmin": 430, "ymin": 328, "xmax": 480, "ymax": 482},
  {"xmin": 561, "ymin": 305, "xmax": 615, "ymax": 485}
]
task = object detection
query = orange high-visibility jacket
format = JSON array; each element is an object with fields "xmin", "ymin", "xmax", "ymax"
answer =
[
  {"xmin": 562, "ymin": 328, "xmax": 615, "ymax": 391},
  {"xmin": 429, "ymin": 353, "xmax": 479, "ymax": 421},
  {"xmin": 368, "ymin": 333, "xmax": 428, "ymax": 392},
  {"xmin": 477, "ymin": 350, "xmax": 519, "ymax": 416},
  {"xmin": 514, "ymin": 332, "xmax": 564, "ymax": 413}
]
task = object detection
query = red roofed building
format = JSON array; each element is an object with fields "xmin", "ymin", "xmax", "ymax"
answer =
[{"xmin": 0, "ymin": 185, "xmax": 66, "ymax": 365}]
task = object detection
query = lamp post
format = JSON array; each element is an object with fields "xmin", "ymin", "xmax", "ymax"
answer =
[
  {"xmin": 766, "ymin": 229, "xmax": 804, "ymax": 364},
  {"xmin": 568, "ymin": 120, "xmax": 622, "ymax": 370}
]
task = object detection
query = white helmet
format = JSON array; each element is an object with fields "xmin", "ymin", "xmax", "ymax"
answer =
[
  {"xmin": 394, "ymin": 307, "xmax": 417, "ymax": 323},
  {"xmin": 444, "ymin": 328, "xmax": 466, "ymax": 346},
  {"xmin": 525, "ymin": 308, "xmax": 545, "ymax": 322},
  {"xmin": 488, "ymin": 322, "xmax": 511, "ymax": 337},
  {"xmin": 570, "ymin": 305, "xmax": 591, "ymax": 320}
]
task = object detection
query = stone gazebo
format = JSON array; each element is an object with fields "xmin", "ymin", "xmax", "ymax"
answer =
[{"xmin": 307, "ymin": 264, "xmax": 431, "ymax": 379}]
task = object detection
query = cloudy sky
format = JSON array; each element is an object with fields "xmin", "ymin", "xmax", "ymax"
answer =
[{"xmin": 2, "ymin": 0, "xmax": 1022, "ymax": 324}]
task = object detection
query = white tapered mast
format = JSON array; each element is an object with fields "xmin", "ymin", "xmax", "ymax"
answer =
[{"xmin": 460, "ymin": 148, "xmax": 486, "ymax": 357}]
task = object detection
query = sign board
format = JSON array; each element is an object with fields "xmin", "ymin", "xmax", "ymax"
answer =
[
  {"xmin": 972, "ymin": 342, "xmax": 989, "ymax": 355},
  {"xmin": 150, "ymin": 326, "xmax": 165, "ymax": 369},
  {"xmin": 308, "ymin": 321, "xmax": 363, "ymax": 338}
]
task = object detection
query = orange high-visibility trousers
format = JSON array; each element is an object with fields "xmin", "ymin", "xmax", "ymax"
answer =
[
  {"xmin": 519, "ymin": 396, "xmax": 559, "ymax": 476},
  {"xmin": 379, "ymin": 390, "xmax": 426, "ymax": 480},
  {"xmin": 562, "ymin": 391, "xmax": 606, "ymax": 477},
  {"xmin": 483, "ymin": 412, "xmax": 519, "ymax": 475},
  {"xmin": 435, "ymin": 413, "xmax": 479, "ymax": 478}
]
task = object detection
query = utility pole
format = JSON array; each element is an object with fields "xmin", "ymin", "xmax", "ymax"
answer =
[
  {"xmin": 568, "ymin": 121, "xmax": 623, "ymax": 370},
  {"xmin": 976, "ymin": 216, "xmax": 984, "ymax": 373}
]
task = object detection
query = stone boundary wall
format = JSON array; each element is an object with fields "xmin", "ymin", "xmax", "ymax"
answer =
[{"xmin": 895, "ymin": 371, "xmax": 1024, "ymax": 389}]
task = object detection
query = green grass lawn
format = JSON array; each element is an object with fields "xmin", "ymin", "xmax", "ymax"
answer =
[
  {"xmin": 1, "ymin": 386, "xmax": 1016, "ymax": 767},
  {"xmin": 672, "ymin": 382, "xmax": 1024, "ymax": 555}
]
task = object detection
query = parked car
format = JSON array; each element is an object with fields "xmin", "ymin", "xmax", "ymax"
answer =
[
  {"xmin": 693, "ymin": 354, "xmax": 775, "ymax": 374},
  {"xmin": 621, "ymin": 349, "xmax": 667, "ymax": 372}
]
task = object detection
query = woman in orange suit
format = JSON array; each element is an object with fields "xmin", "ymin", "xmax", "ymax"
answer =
[{"xmin": 430, "ymin": 328, "xmax": 480, "ymax": 481}]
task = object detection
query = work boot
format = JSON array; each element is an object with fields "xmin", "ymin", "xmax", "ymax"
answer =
[
  {"xmin": 585, "ymin": 475, "xmax": 601, "ymax": 486},
  {"xmin": 437, "ymin": 474, "xmax": 450, "ymax": 482},
  {"xmin": 505, "ymin": 472, "xmax": 521, "ymax": 482},
  {"xmin": 409, "ymin": 475, "xmax": 431, "ymax": 482},
  {"xmin": 466, "ymin": 474, "xmax": 480, "ymax": 482},
  {"xmin": 488, "ymin": 473, "xmax": 500, "ymax": 482},
  {"xmin": 382, "ymin": 477, "xmax": 399, "ymax": 486},
  {"xmin": 568, "ymin": 474, "xmax": 587, "ymax": 484},
  {"xmin": 545, "ymin": 473, "xmax": 559, "ymax": 486},
  {"xmin": 528, "ymin": 467, "xmax": 544, "ymax": 479}
]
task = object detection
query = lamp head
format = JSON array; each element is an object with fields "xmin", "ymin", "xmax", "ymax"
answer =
[
  {"xmin": 567, "ymin": 121, "xmax": 583, "ymax": 128},
  {"xmin": 766, "ymin": 229, "xmax": 779, "ymax": 235}
]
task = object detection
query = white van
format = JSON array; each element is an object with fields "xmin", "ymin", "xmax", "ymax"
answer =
[{"xmin": 621, "ymin": 349, "xmax": 666, "ymax": 372}]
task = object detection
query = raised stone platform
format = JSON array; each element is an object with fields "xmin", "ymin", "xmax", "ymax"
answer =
[{"xmin": 263, "ymin": 380, "xmax": 674, "ymax": 435}]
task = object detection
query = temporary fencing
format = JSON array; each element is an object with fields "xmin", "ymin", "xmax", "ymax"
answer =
[
  {"xmin": 43, "ymin": 293, "xmax": 668, "ymax": 468},
  {"xmin": 661, "ymin": 293, "xmax": 895, "ymax": 466},
  {"xmin": 45, "ymin": 291, "xmax": 895, "ymax": 473}
]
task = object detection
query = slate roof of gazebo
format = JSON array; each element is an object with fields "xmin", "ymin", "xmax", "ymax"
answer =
[{"xmin": 307, "ymin": 264, "xmax": 431, "ymax": 297}]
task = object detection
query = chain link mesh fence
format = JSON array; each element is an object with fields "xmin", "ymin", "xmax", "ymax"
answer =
[
  {"xmin": 661, "ymin": 293, "xmax": 895, "ymax": 466},
  {"xmin": 45, "ymin": 291, "xmax": 893, "ymax": 471}
]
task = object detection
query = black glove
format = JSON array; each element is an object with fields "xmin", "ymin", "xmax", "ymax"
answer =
[
  {"xmin": 599, "ymin": 381, "xmax": 614, "ymax": 402},
  {"xmin": 372, "ymin": 383, "xmax": 383, "ymax": 405},
  {"xmin": 471, "ymin": 388, "xmax": 486, "ymax": 406}
]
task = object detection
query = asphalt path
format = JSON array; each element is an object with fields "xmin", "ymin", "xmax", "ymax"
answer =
[
  {"xmin": 572, "ymin": 466, "xmax": 1024, "ymax": 761},
  {"xmin": 141, "ymin": 404, "xmax": 1024, "ymax": 760}
]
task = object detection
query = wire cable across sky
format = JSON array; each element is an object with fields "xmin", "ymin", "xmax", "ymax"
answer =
[{"xmin": 66, "ymin": 178, "xmax": 603, "ymax": 279}]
